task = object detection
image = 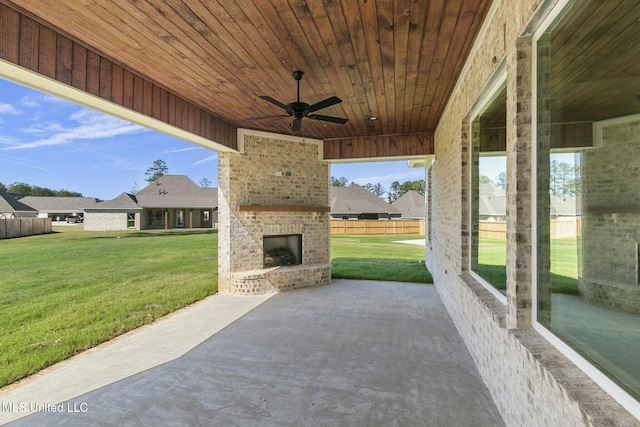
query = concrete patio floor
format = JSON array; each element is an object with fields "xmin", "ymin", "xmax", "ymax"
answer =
[{"xmin": 2, "ymin": 280, "xmax": 504, "ymax": 426}]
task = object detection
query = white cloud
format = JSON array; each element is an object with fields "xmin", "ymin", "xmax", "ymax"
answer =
[
  {"xmin": 0, "ymin": 103, "xmax": 21, "ymax": 115},
  {"xmin": 163, "ymin": 146, "xmax": 203, "ymax": 154},
  {"xmin": 192, "ymin": 154, "xmax": 218, "ymax": 166},
  {"xmin": 2, "ymin": 108, "xmax": 147, "ymax": 150},
  {"xmin": 20, "ymin": 93, "xmax": 70, "ymax": 109},
  {"xmin": 352, "ymin": 170, "xmax": 424, "ymax": 186},
  {"xmin": 0, "ymin": 154, "xmax": 55, "ymax": 173}
]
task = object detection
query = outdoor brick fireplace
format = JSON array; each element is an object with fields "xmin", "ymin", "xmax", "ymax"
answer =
[{"xmin": 217, "ymin": 130, "xmax": 331, "ymax": 295}]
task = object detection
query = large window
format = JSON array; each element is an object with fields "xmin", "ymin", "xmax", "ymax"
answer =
[
  {"xmin": 536, "ymin": 0, "xmax": 640, "ymax": 402},
  {"xmin": 148, "ymin": 210, "xmax": 163, "ymax": 227},
  {"xmin": 471, "ymin": 82, "xmax": 507, "ymax": 295}
]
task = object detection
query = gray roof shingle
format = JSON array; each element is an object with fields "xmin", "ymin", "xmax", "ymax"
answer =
[
  {"xmin": 19, "ymin": 196, "xmax": 98, "ymax": 212},
  {"xmin": 330, "ymin": 184, "xmax": 400, "ymax": 215},
  {"xmin": 88, "ymin": 175, "xmax": 217, "ymax": 210},
  {"xmin": 0, "ymin": 191, "xmax": 37, "ymax": 214},
  {"xmin": 391, "ymin": 190, "xmax": 425, "ymax": 218}
]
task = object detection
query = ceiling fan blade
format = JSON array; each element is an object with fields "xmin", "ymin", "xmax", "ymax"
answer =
[
  {"xmin": 308, "ymin": 114, "xmax": 348, "ymax": 124},
  {"xmin": 259, "ymin": 95, "xmax": 292, "ymax": 113},
  {"xmin": 291, "ymin": 117, "xmax": 302, "ymax": 132},
  {"xmin": 247, "ymin": 114, "xmax": 289, "ymax": 121},
  {"xmin": 306, "ymin": 96, "xmax": 342, "ymax": 113}
]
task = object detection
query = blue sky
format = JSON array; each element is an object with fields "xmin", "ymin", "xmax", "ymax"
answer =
[{"xmin": 0, "ymin": 78, "xmax": 424, "ymax": 201}]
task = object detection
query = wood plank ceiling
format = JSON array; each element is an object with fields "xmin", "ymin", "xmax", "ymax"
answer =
[{"xmin": 1, "ymin": 0, "xmax": 492, "ymax": 156}]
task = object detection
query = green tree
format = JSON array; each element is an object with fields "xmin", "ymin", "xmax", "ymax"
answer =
[
  {"xmin": 550, "ymin": 160, "xmax": 578, "ymax": 196},
  {"xmin": 145, "ymin": 159, "xmax": 169, "ymax": 183},
  {"xmin": 387, "ymin": 180, "xmax": 425, "ymax": 203},
  {"xmin": 56, "ymin": 189, "xmax": 83, "ymax": 197},
  {"xmin": 199, "ymin": 178, "xmax": 212, "ymax": 187},
  {"xmin": 130, "ymin": 182, "xmax": 140, "ymax": 194},
  {"xmin": 30, "ymin": 186, "xmax": 56, "ymax": 196},
  {"xmin": 364, "ymin": 182, "xmax": 385, "ymax": 197},
  {"xmin": 494, "ymin": 172, "xmax": 507, "ymax": 191},
  {"xmin": 4, "ymin": 182, "xmax": 82, "ymax": 197},
  {"xmin": 331, "ymin": 176, "xmax": 349, "ymax": 187},
  {"xmin": 7, "ymin": 182, "xmax": 32, "ymax": 196},
  {"xmin": 0, "ymin": 182, "xmax": 6, "ymax": 192}
]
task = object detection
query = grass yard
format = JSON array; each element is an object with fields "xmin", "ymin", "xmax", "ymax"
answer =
[
  {"xmin": 477, "ymin": 237, "xmax": 579, "ymax": 294},
  {"xmin": 0, "ymin": 229, "xmax": 430, "ymax": 388},
  {"xmin": 331, "ymin": 235, "xmax": 432, "ymax": 283},
  {"xmin": 0, "ymin": 227, "xmax": 217, "ymax": 388}
]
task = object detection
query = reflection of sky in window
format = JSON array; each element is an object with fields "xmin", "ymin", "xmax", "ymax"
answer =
[
  {"xmin": 479, "ymin": 152, "xmax": 577, "ymax": 182},
  {"xmin": 479, "ymin": 156, "xmax": 506, "ymax": 182}
]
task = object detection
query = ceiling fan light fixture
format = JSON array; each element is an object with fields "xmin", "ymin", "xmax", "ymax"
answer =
[{"xmin": 253, "ymin": 71, "xmax": 348, "ymax": 132}]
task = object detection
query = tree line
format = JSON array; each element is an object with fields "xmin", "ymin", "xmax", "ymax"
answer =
[
  {"xmin": 331, "ymin": 176, "xmax": 425, "ymax": 203},
  {"xmin": 0, "ymin": 182, "xmax": 83, "ymax": 197},
  {"xmin": 480, "ymin": 160, "xmax": 579, "ymax": 197}
]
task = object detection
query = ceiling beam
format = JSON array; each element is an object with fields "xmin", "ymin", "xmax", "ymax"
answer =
[{"xmin": 323, "ymin": 133, "xmax": 434, "ymax": 162}]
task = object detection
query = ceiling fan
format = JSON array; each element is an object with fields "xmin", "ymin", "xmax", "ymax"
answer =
[{"xmin": 252, "ymin": 70, "xmax": 348, "ymax": 132}]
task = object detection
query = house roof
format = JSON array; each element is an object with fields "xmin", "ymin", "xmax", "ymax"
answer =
[
  {"xmin": 330, "ymin": 184, "xmax": 400, "ymax": 216},
  {"xmin": 88, "ymin": 193, "xmax": 142, "ymax": 211},
  {"xmin": 18, "ymin": 196, "xmax": 97, "ymax": 212},
  {"xmin": 90, "ymin": 175, "xmax": 217, "ymax": 210},
  {"xmin": 0, "ymin": 191, "xmax": 37, "ymax": 214},
  {"xmin": 135, "ymin": 175, "xmax": 217, "ymax": 208},
  {"xmin": 479, "ymin": 183, "xmax": 506, "ymax": 217},
  {"xmin": 391, "ymin": 190, "xmax": 425, "ymax": 219},
  {"xmin": 479, "ymin": 183, "xmax": 579, "ymax": 217},
  {"xmin": 550, "ymin": 194, "xmax": 579, "ymax": 216}
]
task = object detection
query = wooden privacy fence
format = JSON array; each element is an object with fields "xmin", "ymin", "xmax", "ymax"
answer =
[
  {"xmin": 478, "ymin": 219, "xmax": 581, "ymax": 240},
  {"xmin": 331, "ymin": 219, "xmax": 424, "ymax": 235},
  {"xmin": 0, "ymin": 218, "xmax": 52, "ymax": 239}
]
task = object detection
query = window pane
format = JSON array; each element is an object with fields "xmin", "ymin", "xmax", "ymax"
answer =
[
  {"xmin": 536, "ymin": 0, "xmax": 640, "ymax": 399},
  {"xmin": 471, "ymin": 85, "xmax": 507, "ymax": 293}
]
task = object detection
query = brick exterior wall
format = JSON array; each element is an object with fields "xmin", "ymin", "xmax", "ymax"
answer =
[
  {"xmin": 218, "ymin": 131, "xmax": 331, "ymax": 295},
  {"xmin": 84, "ymin": 211, "xmax": 133, "ymax": 231},
  {"xmin": 426, "ymin": 0, "xmax": 639, "ymax": 425}
]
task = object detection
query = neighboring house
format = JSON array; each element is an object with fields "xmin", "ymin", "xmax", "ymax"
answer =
[
  {"xmin": 84, "ymin": 175, "xmax": 217, "ymax": 231},
  {"xmin": 19, "ymin": 196, "xmax": 98, "ymax": 221},
  {"xmin": 330, "ymin": 184, "xmax": 401, "ymax": 219},
  {"xmin": 480, "ymin": 182, "xmax": 579, "ymax": 222},
  {"xmin": 479, "ymin": 182, "xmax": 506, "ymax": 222},
  {"xmin": 0, "ymin": 191, "xmax": 38, "ymax": 218},
  {"xmin": 391, "ymin": 190, "xmax": 425, "ymax": 219},
  {"xmin": 550, "ymin": 194, "xmax": 579, "ymax": 220}
]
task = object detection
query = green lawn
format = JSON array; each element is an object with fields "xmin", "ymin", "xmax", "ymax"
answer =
[
  {"xmin": 477, "ymin": 237, "xmax": 579, "ymax": 294},
  {"xmin": 0, "ymin": 229, "xmax": 430, "ymax": 388},
  {"xmin": 331, "ymin": 235, "xmax": 432, "ymax": 283},
  {"xmin": 0, "ymin": 227, "xmax": 217, "ymax": 387}
]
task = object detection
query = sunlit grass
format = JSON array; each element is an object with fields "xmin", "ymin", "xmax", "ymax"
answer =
[
  {"xmin": 331, "ymin": 235, "xmax": 432, "ymax": 283},
  {"xmin": 0, "ymin": 227, "xmax": 217, "ymax": 387},
  {"xmin": 477, "ymin": 236, "xmax": 579, "ymax": 294}
]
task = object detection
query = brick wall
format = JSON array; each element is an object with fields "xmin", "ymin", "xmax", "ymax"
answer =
[
  {"xmin": 84, "ymin": 211, "xmax": 130, "ymax": 230},
  {"xmin": 426, "ymin": 0, "xmax": 638, "ymax": 424},
  {"xmin": 580, "ymin": 118, "xmax": 640, "ymax": 313},
  {"xmin": 218, "ymin": 131, "xmax": 331, "ymax": 295}
]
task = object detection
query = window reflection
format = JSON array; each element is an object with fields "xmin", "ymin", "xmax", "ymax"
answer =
[
  {"xmin": 471, "ymin": 85, "xmax": 507, "ymax": 292},
  {"xmin": 536, "ymin": 0, "xmax": 640, "ymax": 400}
]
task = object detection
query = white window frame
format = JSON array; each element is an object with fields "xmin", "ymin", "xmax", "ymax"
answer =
[{"xmin": 467, "ymin": 62, "xmax": 507, "ymax": 305}]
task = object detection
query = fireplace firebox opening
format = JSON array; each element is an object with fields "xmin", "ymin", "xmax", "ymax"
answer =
[{"xmin": 263, "ymin": 234, "xmax": 302, "ymax": 268}]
